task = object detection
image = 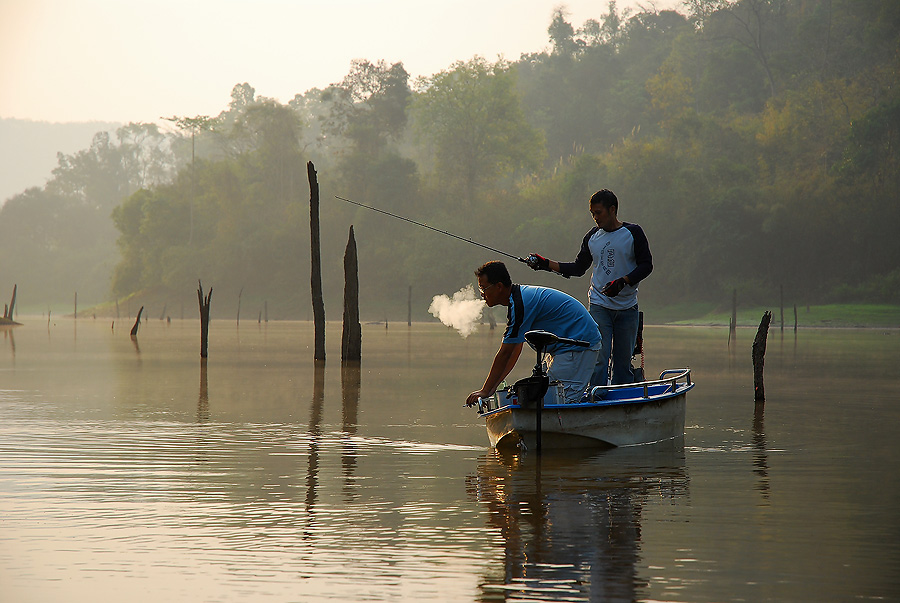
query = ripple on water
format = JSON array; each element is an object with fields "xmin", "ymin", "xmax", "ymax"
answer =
[{"xmin": 0, "ymin": 417, "xmax": 498, "ymax": 601}]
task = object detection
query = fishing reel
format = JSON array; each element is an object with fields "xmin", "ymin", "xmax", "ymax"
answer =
[
  {"xmin": 475, "ymin": 397, "xmax": 489, "ymax": 414},
  {"xmin": 472, "ymin": 395, "xmax": 496, "ymax": 414}
]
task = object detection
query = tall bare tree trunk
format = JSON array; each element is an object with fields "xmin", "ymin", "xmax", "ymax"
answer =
[
  {"xmin": 342, "ymin": 226, "xmax": 361, "ymax": 362},
  {"xmin": 729, "ymin": 288, "xmax": 737, "ymax": 345},
  {"xmin": 130, "ymin": 306, "xmax": 144, "ymax": 337},
  {"xmin": 752, "ymin": 311, "xmax": 772, "ymax": 403},
  {"xmin": 198, "ymin": 281, "xmax": 213, "ymax": 358},
  {"xmin": 308, "ymin": 161, "xmax": 326, "ymax": 362},
  {"xmin": 236, "ymin": 286, "xmax": 243, "ymax": 326},
  {"xmin": 7, "ymin": 284, "xmax": 16, "ymax": 319}
]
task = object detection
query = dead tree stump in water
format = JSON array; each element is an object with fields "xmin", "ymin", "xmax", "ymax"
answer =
[
  {"xmin": 728, "ymin": 288, "xmax": 737, "ymax": 346},
  {"xmin": 198, "ymin": 358, "xmax": 209, "ymax": 422},
  {"xmin": 130, "ymin": 306, "xmax": 144, "ymax": 337},
  {"xmin": 1, "ymin": 284, "xmax": 21, "ymax": 325},
  {"xmin": 752, "ymin": 311, "xmax": 772, "ymax": 403},
  {"xmin": 342, "ymin": 226, "xmax": 361, "ymax": 362},
  {"xmin": 236, "ymin": 286, "xmax": 243, "ymax": 326},
  {"xmin": 5, "ymin": 284, "xmax": 17, "ymax": 319},
  {"xmin": 308, "ymin": 161, "xmax": 326, "ymax": 362},
  {"xmin": 198, "ymin": 281, "xmax": 213, "ymax": 358}
]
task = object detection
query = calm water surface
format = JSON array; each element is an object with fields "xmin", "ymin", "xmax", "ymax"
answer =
[{"xmin": 1, "ymin": 319, "xmax": 898, "ymax": 602}]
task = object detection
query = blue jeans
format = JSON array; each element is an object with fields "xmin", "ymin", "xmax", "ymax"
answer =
[
  {"xmin": 589, "ymin": 304, "xmax": 639, "ymax": 386},
  {"xmin": 545, "ymin": 345, "xmax": 601, "ymax": 402}
]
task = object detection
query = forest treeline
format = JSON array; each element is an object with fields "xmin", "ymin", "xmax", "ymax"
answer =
[{"xmin": 2, "ymin": 0, "xmax": 898, "ymax": 319}]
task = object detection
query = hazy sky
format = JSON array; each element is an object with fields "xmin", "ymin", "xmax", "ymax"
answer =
[{"xmin": 1, "ymin": 0, "xmax": 682, "ymax": 124}]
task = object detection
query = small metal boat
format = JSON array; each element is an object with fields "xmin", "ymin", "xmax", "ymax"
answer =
[
  {"xmin": 474, "ymin": 330, "xmax": 694, "ymax": 451},
  {"xmin": 477, "ymin": 368, "xmax": 693, "ymax": 450}
]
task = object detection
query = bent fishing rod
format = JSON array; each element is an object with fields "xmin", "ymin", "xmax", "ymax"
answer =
[{"xmin": 335, "ymin": 195, "xmax": 528, "ymax": 264}]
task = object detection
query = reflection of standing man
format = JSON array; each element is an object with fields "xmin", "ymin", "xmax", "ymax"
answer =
[{"xmin": 527, "ymin": 189, "xmax": 652, "ymax": 386}]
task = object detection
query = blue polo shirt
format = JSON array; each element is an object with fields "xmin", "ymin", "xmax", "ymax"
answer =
[{"xmin": 502, "ymin": 284, "xmax": 601, "ymax": 353}]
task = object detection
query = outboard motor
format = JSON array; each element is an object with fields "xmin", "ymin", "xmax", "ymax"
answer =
[
  {"xmin": 512, "ymin": 374, "xmax": 549, "ymax": 408},
  {"xmin": 521, "ymin": 330, "xmax": 590, "ymax": 453}
]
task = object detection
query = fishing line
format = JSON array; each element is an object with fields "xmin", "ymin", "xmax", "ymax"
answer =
[{"xmin": 335, "ymin": 195, "xmax": 526, "ymax": 263}]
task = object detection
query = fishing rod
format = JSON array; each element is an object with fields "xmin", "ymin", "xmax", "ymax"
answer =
[{"xmin": 335, "ymin": 195, "xmax": 527, "ymax": 264}]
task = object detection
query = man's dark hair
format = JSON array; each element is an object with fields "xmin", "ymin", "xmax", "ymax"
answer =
[
  {"xmin": 590, "ymin": 189, "xmax": 618, "ymax": 211},
  {"xmin": 475, "ymin": 260, "xmax": 512, "ymax": 287}
]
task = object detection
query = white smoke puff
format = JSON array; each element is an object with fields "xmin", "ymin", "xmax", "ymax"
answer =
[{"xmin": 428, "ymin": 285, "xmax": 486, "ymax": 338}]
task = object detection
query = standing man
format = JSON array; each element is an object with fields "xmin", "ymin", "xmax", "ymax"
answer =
[
  {"xmin": 526, "ymin": 189, "xmax": 652, "ymax": 386},
  {"xmin": 465, "ymin": 261, "xmax": 601, "ymax": 407}
]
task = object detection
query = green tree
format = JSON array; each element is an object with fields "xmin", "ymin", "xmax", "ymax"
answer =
[
  {"xmin": 161, "ymin": 114, "xmax": 218, "ymax": 245},
  {"xmin": 113, "ymin": 95, "xmax": 308, "ymax": 308},
  {"xmin": 320, "ymin": 59, "xmax": 413, "ymax": 203},
  {"xmin": 237, "ymin": 100, "xmax": 304, "ymax": 201},
  {"xmin": 115, "ymin": 122, "xmax": 173, "ymax": 189},
  {"xmin": 548, "ymin": 7, "xmax": 580, "ymax": 57},
  {"xmin": 289, "ymin": 87, "xmax": 334, "ymax": 161},
  {"xmin": 323, "ymin": 59, "xmax": 410, "ymax": 154},
  {"xmin": 692, "ymin": 0, "xmax": 789, "ymax": 99},
  {"xmin": 48, "ymin": 131, "xmax": 138, "ymax": 211},
  {"xmin": 412, "ymin": 57, "xmax": 544, "ymax": 207},
  {"xmin": 1, "ymin": 124, "xmax": 176, "ymax": 307}
]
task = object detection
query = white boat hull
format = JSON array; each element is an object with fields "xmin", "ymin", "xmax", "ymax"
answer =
[{"xmin": 480, "ymin": 370, "xmax": 693, "ymax": 450}]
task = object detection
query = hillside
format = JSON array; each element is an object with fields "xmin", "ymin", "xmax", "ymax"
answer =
[{"xmin": 0, "ymin": 118, "xmax": 119, "ymax": 204}]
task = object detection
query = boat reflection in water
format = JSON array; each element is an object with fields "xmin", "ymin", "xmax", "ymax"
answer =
[{"xmin": 467, "ymin": 442, "xmax": 688, "ymax": 601}]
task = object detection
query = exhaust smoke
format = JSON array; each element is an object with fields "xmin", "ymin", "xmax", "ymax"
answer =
[{"xmin": 428, "ymin": 285, "xmax": 485, "ymax": 338}]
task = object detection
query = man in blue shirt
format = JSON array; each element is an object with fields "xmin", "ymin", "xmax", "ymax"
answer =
[
  {"xmin": 526, "ymin": 189, "xmax": 652, "ymax": 386},
  {"xmin": 465, "ymin": 261, "xmax": 601, "ymax": 407}
]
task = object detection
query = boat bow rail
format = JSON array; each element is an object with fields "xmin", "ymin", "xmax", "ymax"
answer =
[
  {"xmin": 617, "ymin": 367, "xmax": 692, "ymax": 402},
  {"xmin": 477, "ymin": 368, "xmax": 693, "ymax": 415}
]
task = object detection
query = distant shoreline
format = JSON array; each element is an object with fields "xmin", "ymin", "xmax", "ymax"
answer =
[
  {"xmin": 5, "ymin": 313, "xmax": 898, "ymax": 331},
  {"xmin": 640, "ymin": 302, "xmax": 900, "ymax": 330},
  {"xmin": 647, "ymin": 322, "xmax": 899, "ymax": 330}
]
